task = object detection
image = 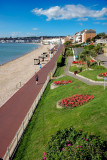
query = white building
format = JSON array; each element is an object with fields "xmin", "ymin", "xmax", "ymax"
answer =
[
  {"xmin": 96, "ymin": 39, "xmax": 107, "ymax": 44},
  {"xmin": 42, "ymin": 38, "xmax": 64, "ymax": 45}
]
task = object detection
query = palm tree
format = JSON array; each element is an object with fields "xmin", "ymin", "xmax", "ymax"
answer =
[{"xmin": 94, "ymin": 44, "xmax": 102, "ymax": 55}]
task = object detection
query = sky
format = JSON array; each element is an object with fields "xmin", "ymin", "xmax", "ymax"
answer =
[{"xmin": 0, "ymin": 0, "xmax": 107, "ymax": 37}]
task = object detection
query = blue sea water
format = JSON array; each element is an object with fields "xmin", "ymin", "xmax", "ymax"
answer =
[{"xmin": 0, "ymin": 43, "xmax": 40, "ymax": 65}]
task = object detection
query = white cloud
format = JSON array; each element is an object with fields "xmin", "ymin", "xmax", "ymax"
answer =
[
  {"xmin": 77, "ymin": 18, "xmax": 88, "ymax": 21},
  {"xmin": 32, "ymin": 28, "xmax": 38, "ymax": 30},
  {"xmin": 102, "ymin": 22, "xmax": 107, "ymax": 25},
  {"xmin": 32, "ymin": 4, "xmax": 107, "ymax": 21},
  {"xmin": 94, "ymin": 22, "xmax": 100, "ymax": 24},
  {"xmin": 96, "ymin": 17, "xmax": 107, "ymax": 20}
]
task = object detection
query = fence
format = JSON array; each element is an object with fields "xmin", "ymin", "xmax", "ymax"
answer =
[{"xmin": 3, "ymin": 64, "xmax": 57, "ymax": 160}]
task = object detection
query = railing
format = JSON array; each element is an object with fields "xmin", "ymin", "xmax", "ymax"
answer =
[{"xmin": 3, "ymin": 64, "xmax": 57, "ymax": 160}]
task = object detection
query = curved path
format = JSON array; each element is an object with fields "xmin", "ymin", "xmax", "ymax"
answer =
[
  {"xmin": 0, "ymin": 45, "xmax": 64, "ymax": 159},
  {"xmin": 65, "ymin": 56, "xmax": 107, "ymax": 86}
]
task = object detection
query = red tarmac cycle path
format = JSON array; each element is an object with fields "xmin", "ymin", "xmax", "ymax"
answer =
[{"xmin": 0, "ymin": 45, "xmax": 64, "ymax": 159}]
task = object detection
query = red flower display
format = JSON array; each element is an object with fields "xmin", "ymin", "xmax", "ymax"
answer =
[
  {"xmin": 90, "ymin": 60, "xmax": 95, "ymax": 63},
  {"xmin": 60, "ymin": 94, "xmax": 94, "ymax": 108},
  {"xmin": 99, "ymin": 72, "xmax": 107, "ymax": 77},
  {"xmin": 72, "ymin": 61, "xmax": 86, "ymax": 65},
  {"xmin": 54, "ymin": 80, "xmax": 72, "ymax": 85}
]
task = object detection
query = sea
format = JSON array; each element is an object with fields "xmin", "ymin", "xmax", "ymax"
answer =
[{"xmin": 0, "ymin": 43, "xmax": 40, "ymax": 65}]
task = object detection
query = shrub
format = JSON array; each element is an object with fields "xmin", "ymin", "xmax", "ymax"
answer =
[
  {"xmin": 87, "ymin": 60, "xmax": 90, "ymax": 68},
  {"xmin": 57, "ymin": 54, "xmax": 65, "ymax": 67},
  {"xmin": 42, "ymin": 127, "xmax": 107, "ymax": 160},
  {"xmin": 90, "ymin": 62, "xmax": 98, "ymax": 68},
  {"xmin": 79, "ymin": 67, "xmax": 83, "ymax": 72},
  {"xmin": 65, "ymin": 50, "xmax": 73, "ymax": 56}
]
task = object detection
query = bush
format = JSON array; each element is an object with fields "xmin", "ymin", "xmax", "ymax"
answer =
[
  {"xmin": 57, "ymin": 54, "xmax": 65, "ymax": 67},
  {"xmin": 91, "ymin": 65, "xmax": 105, "ymax": 70},
  {"xmin": 65, "ymin": 50, "xmax": 73, "ymax": 56},
  {"xmin": 90, "ymin": 62, "xmax": 98, "ymax": 68},
  {"xmin": 43, "ymin": 127, "xmax": 107, "ymax": 160},
  {"xmin": 79, "ymin": 67, "xmax": 83, "ymax": 72}
]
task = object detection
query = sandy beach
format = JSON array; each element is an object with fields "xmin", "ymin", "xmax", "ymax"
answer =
[{"xmin": 0, "ymin": 44, "xmax": 51, "ymax": 107}]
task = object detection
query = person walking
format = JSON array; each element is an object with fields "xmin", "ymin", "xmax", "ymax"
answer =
[{"xmin": 35, "ymin": 74, "xmax": 39, "ymax": 84}]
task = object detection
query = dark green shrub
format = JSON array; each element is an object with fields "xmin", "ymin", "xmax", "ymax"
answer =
[
  {"xmin": 65, "ymin": 50, "xmax": 73, "ymax": 56},
  {"xmin": 87, "ymin": 60, "xmax": 90, "ymax": 68},
  {"xmin": 42, "ymin": 127, "xmax": 107, "ymax": 160},
  {"xmin": 57, "ymin": 55, "xmax": 63, "ymax": 67},
  {"xmin": 90, "ymin": 62, "xmax": 98, "ymax": 68},
  {"xmin": 79, "ymin": 67, "xmax": 83, "ymax": 72}
]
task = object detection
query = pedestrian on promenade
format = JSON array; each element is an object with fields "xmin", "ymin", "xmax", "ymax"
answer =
[
  {"xmin": 40, "ymin": 64, "xmax": 42, "ymax": 69},
  {"xmin": 35, "ymin": 74, "xmax": 39, "ymax": 84}
]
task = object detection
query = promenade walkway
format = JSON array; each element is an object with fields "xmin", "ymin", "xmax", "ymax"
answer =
[
  {"xmin": 65, "ymin": 56, "xmax": 107, "ymax": 86},
  {"xmin": 0, "ymin": 45, "xmax": 64, "ymax": 159}
]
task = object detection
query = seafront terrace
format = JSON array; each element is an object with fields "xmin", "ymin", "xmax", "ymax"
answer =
[{"xmin": 0, "ymin": 44, "xmax": 64, "ymax": 160}]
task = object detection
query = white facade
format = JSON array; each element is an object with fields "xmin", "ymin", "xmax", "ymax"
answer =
[
  {"xmin": 42, "ymin": 38, "xmax": 64, "ymax": 45},
  {"xmin": 96, "ymin": 39, "xmax": 107, "ymax": 44}
]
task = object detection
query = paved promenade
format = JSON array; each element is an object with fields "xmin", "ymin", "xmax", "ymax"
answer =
[
  {"xmin": 65, "ymin": 56, "xmax": 107, "ymax": 86},
  {"xmin": 0, "ymin": 45, "xmax": 64, "ymax": 159}
]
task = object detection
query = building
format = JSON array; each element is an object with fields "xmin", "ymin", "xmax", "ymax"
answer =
[
  {"xmin": 83, "ymin": 29, "xmax": 96, "ymax": 42},
  {"xmin": 96, "ymin": 39, "xmax": 107, "ymax": 44},
  {"xmin": 72, "ymin": 48, "xmax": 84, "ymax": 61},
  {"xmin": 73, "ymin": 29, "xmax": 96, "ymax": 43}
]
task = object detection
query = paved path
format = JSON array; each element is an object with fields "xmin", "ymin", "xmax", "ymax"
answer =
[
  {"xmin": 95, "ymin": 54, "xmax": 107, "ymax": 68},
  {"xmin": 0, "ymin": 45, "xmax": 64, "ymax": 159},
  {"xmin": 65, "ymin": 56, "xmax": 107, "ymax": 86}
]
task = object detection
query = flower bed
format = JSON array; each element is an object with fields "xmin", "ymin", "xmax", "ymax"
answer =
[
  {"xmin": 98, "ymin": 72, "xmax": 107, "ymax": 77},
  {"xmin": 42, "ymin": 127, "xmax": 107, "ymax": 160},
  {"xmin": 90, "ymin": 59, "xmax": 95, "ymax": 63},
  {"xmin": 58, "ymin": 94, "xmax": 94, "ymax": 108},
  {"xmin": 72, "ymin": 61, "xmax": 86, "ymax": 65},
  {"xmin": 53, "ymin": 80, "xmax": 72, "ymax": 85}
]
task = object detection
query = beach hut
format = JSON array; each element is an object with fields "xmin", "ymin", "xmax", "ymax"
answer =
[{"xmin": 34, "ymin": 59, "xmax": 40, "ymax": 65}]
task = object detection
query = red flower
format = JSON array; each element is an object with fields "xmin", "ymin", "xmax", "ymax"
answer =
[
  {"xmin": 54, "ymin": 80, "xmax": 72, "ymax": 85},
  {"xmin": 61, "ymin": 94, "xmax": 94, "ymax": 108}
]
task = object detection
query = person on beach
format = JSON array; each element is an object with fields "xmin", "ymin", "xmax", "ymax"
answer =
[{"xmin": 35, "ymin": 74, "xmax": 39, "ymax": 84}]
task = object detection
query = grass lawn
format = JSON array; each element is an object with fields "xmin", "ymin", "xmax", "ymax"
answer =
[
  {"xmin": 14, "ymin": 72, "xmax": 107, "ymax": 160},
  {"xmin": 79, "ymin": 69, "xmax": 107, "ymax": 81},
  {"xmin": 69, "ymin": 65, "xmax": 107, "ymax": 81},
  {"xmin": 69, "ymin": 65, "xmax": 86, "ymax": 73}
]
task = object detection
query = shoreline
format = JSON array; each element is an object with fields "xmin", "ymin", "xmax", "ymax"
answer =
[
  {"xmin": 0, "ymin": 43, "xmax": 41, "ymax": 66},
  {"xmin": 0, "ymin": 44, "xmax": 51, "ymax": 107}
]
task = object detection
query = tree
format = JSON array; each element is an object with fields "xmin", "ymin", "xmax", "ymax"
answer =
[
  {"xmin": 94, "ymin": 44, "xmax": 102, "ymax": 54},
  {"xmin": 86, "ymin": 38, "xmax": 91, "ymax": 43},
  {"xmin": 97, "ymin": 32, "xmax": 106, "ymax": 37},
  {"xmin": 64, "ymin": 41, "xmax": 72, "ymax": 48},
  {"xmin": 65, "ymin": 50, "xmax": 73, "ymax": 57}
]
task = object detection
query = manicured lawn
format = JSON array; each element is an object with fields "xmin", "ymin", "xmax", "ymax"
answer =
[
  {"xmin": 79, "ymin": 69, "xmax": 107, "ymax": 81},
  {"xmin": 69, "ymin": 65, "xmax": 86, "ymax": 73},
  {"xmin": 69, "ymin": 65, "xmax": 107, "ymax": 81},
  {"xmin": 14, "ymin": 75, "xmax": 107, "ymax": 160}
]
